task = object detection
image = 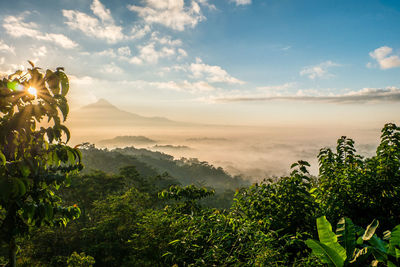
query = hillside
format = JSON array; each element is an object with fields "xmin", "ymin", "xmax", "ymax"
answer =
[{"xmin": 80, "ymin": 145, "xmax": 249, "ymax": 191}]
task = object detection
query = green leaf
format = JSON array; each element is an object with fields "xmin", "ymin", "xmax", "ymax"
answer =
[
  {"xmin": 305, "ymin": 239, "xmax": 345, "ymax": 267},
  {"xmin": 168, "ymin": 239, "xmax": 180, "ymax": 245},
  {"xmin": 20, "ymin": 165, "xmax": 31, "ymax": 177},
  {"xmin": 388, "ymin": 225, "xmax": 400, "ymax": 257},
  {"xmin": 350, "ymin": 247, "xmax": 371, "ymax": 265},
  {"xmin": 363, "ymin": 219, "xmax": 379, "ymax": 241},
  {"xmin": 57, "ymin": 71, "xmax": 69, "ymax": 96},
  {"xmin": 0, "ymin": 151, "xmax": 6, "ymax": 165},
  {"xmin": 59, "ymin": 125, "xmax": 70, "ymax": 142},
  {"xmin": 317, "ymin": 216, "xmax": 347, "ymax": 261},
  {"xmin": 336, "ymin": 217, "xmax": 356, "ymax": 260}
]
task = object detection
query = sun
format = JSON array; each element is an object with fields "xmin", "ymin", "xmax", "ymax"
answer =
[{"xmin": 27, "ymin": 86, "xmax": 37, "ymax": 97}]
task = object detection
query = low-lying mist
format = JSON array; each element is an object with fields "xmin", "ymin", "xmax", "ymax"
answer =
[{"xmin": 68, "ymin": 123, "xmax": 381, "ymax": 181}]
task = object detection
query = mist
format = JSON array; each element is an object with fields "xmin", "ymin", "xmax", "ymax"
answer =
[{"xmin": 66, "ymin": 101, "xmax": 382, "ymax": 180}]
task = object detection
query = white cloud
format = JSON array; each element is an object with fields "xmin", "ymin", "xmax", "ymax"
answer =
[
  {"xmin": 91, "ymin": 0, "xmax": 113, "ymax": 23},
  {"xmin": 231, "ymin": 0, "xmax": 252, "ymax": 6},
  {"xmin": 3, "ymin": 15, "xmax": 78, "ymax": 49},
  {"xmin": 300, "ymin": 61, "xmax": 340, "ymax": 80},
  {"xmin": 32, "ymin": 46, "xmax": 47, "ymax": 57},
  {"xmin": 97, "ymin": 48, "xmax": 117, "ymax": 57},
  {"xmin": 150, "ymin": 32, "xmax": 182, "ymax": 46},
  {"xmin": 197, "ymin": 0, "xmax": 217, "ymax": 10},
  {"xmin": 130, "ymin": 24, "xmax": 151, "ymax": 39},
  {"xmin": 127, "ymin": 0, "xmax": 206, "ymax": 31},
  {"xmin": 0, "ymin": 57, "xmax": 4, "ymax": 65},
  {"xmin": 0, "ymin": 40, "xmax": 15, "ymax": 54},
  {"xmin": 187, "ymin": 58, "xmax": 244, "ymax": 84},
  {"xmin": 151, "ymin": 80, "xmax": 217, "ymax": 93},
  {"xmin": 100, "ymin": 62, "xmax": 124, "ymax": 74},
  {"xmin": 369, "ymin": 46, "xmax": 400, "ymax": 69},
  {"xmin": 118, "ymin": 46, "xmax": 131, "ymax": 57},
  {"xmin": 130, "ymin": 42, "xmax": 177, "ymax": 64},
  {"xmin": 177, "ymin": 48, "xmax": 188, "ymax": 59},
  {"xmin": 257, "ymin": 82, "xmax": 296, "ymax": 91},
  {"xmin": 213, "ymin": 86, "xmax": 400, "ymax": 103},
  {"xmin": 63, "ymin": 0, "xmax": 124, "ymax": 43}
]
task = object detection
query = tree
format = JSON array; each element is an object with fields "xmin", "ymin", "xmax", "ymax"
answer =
[{"xmin": 0, "ymin": 62, "xmax": 82, "ymax": 266}]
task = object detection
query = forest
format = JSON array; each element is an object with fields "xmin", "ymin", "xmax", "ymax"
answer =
[{"xmin": 1, "ymin": 65, "xmax": 400, "ymax": 267}]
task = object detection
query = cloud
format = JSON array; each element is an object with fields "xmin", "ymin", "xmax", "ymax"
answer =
[
  {"xmin": 100, "ymin": 62, "xmax": 124, "ymax": 74},
  {"xmin": 213, "ymin": 86, "xmax": 400, "ymax": 103},
  {"xmin": 129, "ymin": 34, "xmax": 184, "ymax": 65},
  {"xmin": 231, "ymin": 0, "xmax": 252, "ymax": 5},
  {"xmin": 130, "ymin": 42, "xmax": 177, "ymax": 64},
  {"xmin": 187, "ymin": 58, "xmax": 244, "ymax": 84},
  {"xmin": 96, "ymin": 48, "xmax": 117, "ymax": 58},
  {"xmin": 0, "ymin": 40, "xmax": 15, "ymax": 54},
  {"xmin": 150, "ymin": 32, "xmax": 182, "ymax": 46},
  {"xmin": 117, "ymin": 46, "xmax": 131, "ymax": 57},
  {"xmin": 3, "ymin": 15, "xmax": 78, "ymax": 49},
  {"xmin": 127, "ymin": 0, "xmax": 207, "ymax": 31},
  {"xmin": 257, "ymin": 82, "xmax": 296, "ymax": 91},
  {"xmin": 63, "ymin": 0, "xmax": 124, "ymax": 43},
  {"xmin": 32, "ymin": 46, "xmax": 47, "ymax": 57},
  {"xmin": 369, "ymin": 46, "xmax": 400, "ymax": 69},
  {"xmin": 300, "ymin": 61, "xmax": 340, "ymax": 80},
  {"xmin": 150, "ymin": 80, "xmax": 217, "ymax": 93},
  {"xmin": 130, "ymin": 24, "xmax": 151, "ymax": 39},
  {"xmin": 91, "ymin": 0, "xmax": 113, "ymax": 23}
]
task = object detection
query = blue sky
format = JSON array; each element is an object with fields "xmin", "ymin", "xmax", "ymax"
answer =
[{"xmin": 0, "ymin": 0, "xmax": 399, "ymax": 126}]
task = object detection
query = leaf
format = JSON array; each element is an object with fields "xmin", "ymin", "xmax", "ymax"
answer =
[
  {"xmin": 350, "ymin": 247, "xmax": 371, "ymax": 265},
  {"xmin": 15, "ymin": 178, "xmax": 26, "ymax": 196},
  {"xmin": 28, "ymin": 60, "xmax": 35, "ymax": 68},
  {"xmin": 317, "ymin": 216, "xmax": 347, "ymax": 261},
  {"xmin": 168, "ymin": 240, "xmax": 180, "ymax": 245},
  {"xmin": 368, "ymin": 235, "xmax": 387, "ymax": 256},
  {"xmin": 336, "ymin": 217, "xmax": 356, "ymax": 260},
  {"xmin": 388, "ymin": 225, "xmax": 400, "ymax": 257},
  {"xmin": 59, "ymin": 125, "xmax": 70, "ymax": 142},
  {"xmin": 305, "ymin": 239, "xmax": 345, "ymax": 267},
  {"xmin": 57, "ymin": 71, "xmax": 69, "ymax": 96},
  {"xmin": 363, "ymin": 219, "xmax": 379, "ymax": 241},
  {"xmin": 0, "ymin": 151, "xmax": 6, "ymax": 165},
  {"xmin": 20, "ymin": 165, "xmax": 31, "ymax": 177}
]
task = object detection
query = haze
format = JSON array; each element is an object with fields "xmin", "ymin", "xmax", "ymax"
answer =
[{"xmin": 1, "ymin": 0, "xmax": 399, "ymax": 179}]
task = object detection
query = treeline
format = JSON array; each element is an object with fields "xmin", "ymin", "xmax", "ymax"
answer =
[{"xmin": 0, "ymin": 122, "xmax": 398, "ymax": 266}]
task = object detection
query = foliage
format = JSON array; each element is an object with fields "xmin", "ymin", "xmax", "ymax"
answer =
[
  {"xmin": 159, "ymin": 185, "xmax": 214, "ymax": 214},
  {"xmin": 314, "ymin": 123, "xmax": 400, "ymax": 229},
  {"xmin": 1, "ymin": 79, "xmax": 399, "ymax": 267},
  {"xmin": 233, "ymin": 160, "xmax": 317, "ymax": 235},
  {"xmin": 82, "ymin": 146, "xmax": 248, "ymax": 191},
  {"xmin": 0, "ymin": 63, "xmax": 81, "ymax": 266},
  {"xmin": 306, "ymin": 216, "xmax": 400, "ymax": 266},
  {"xmin": 67, "ymin": 251, "xmax": 95, "ymax": 267}
]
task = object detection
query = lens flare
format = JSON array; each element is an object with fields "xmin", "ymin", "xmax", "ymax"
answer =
[{"xmin": 27, "ymin": 86, "xmax": 37, "ymax": 97}]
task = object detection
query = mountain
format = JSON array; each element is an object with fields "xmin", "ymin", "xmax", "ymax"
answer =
[
  {"xmin": 67, "ymin": 99, "xmax": 194, "ymax": 143},
  {"xmin": 99, "ymin": 135, "xmax": 157, "ymax": 146},
  {"xmin": 72, "ymin": 98, "xmax": 176, "ymax": 125}
]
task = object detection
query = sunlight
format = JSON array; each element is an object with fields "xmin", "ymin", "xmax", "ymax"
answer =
[{"xmin": 27, "ymin": 86, "xmax": 37, "ymax": 97}]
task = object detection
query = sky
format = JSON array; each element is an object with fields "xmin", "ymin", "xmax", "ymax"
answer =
[{"xmin": 0, "ymin": 0, "xmax": 400, "ymax": 127}]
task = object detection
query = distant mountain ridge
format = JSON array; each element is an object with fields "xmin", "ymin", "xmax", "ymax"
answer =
[
  {"xmin": 68, "ymin": 98, "xmax": 192, "ymax": 129},
  {"xmin": 99, "ymin": 135, "xmax": 157, "ymax": 146}
]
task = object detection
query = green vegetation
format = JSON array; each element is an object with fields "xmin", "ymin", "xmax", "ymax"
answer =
[
  {"xmin": 1, "ymin": 64, "xmax": 400, "ymax": 266},
  {"xmin": 0, "ymin": 63, "xmax": 81, "ymax": 266},
  {"xmin": 306, "ymin": 216, "xmax": 400, "ymax": 266}
]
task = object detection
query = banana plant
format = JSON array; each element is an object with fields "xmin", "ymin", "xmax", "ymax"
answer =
[{"xmin": 306, "ymin": 216, "xmax": 400, "ymax": 266}]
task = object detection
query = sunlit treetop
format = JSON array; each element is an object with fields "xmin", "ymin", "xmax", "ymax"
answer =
[{"xmin": 0, "ymin": 61, "xmax": 82, "ymax": 267}]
